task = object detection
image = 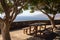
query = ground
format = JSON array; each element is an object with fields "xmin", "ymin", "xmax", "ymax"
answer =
[
  {"xmin": 0, "ymin": 25, "xmax": 60, "ymax": 40},
  {"xmin": 0, "ymin": 29, "xmax": 44, "ymax": 40},
  {"xmin": 0, "ymin": 29, "xmax": 32, "ymax": 40}
]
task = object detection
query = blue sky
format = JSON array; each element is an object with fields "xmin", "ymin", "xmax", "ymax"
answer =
[
  {"xmin": 14, "ymin": 10, "xmax": 60, "ymax": 21},
  {"xmin": 0, "ymin": 10, "xmax": 60, "ymax": 22}
]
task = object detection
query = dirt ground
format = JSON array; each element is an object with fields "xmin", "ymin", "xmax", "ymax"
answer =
[
  {"xmin": 0, "ymin": 29, "xmax": 32, "ymax": 40},
  {"xmin": 0, "ymin": 25, "xmax": 60, "ymax": 40}
]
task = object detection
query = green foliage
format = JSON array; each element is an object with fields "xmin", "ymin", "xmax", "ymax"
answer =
[
  {"xmin": 30, "ymin": 0, "xmax": 39, "ymax": 5},
  {"xmin": 20, "ymin": 10, "xmax": 23, "ymax": 13},
  {"xmin": 23, "ymin": 4, "xmax": 28, "ymax": 10},
  {"xmin": 7, "ymin": 2, "xmax": 13, "ymax": 7},
  {"xmin": 30, "ymin": 6, "xmax": 34, "ymax": 13},
  {"xmin": 29, "ymin": 0, "xmax": 60, "ymax": 15},
  {"xmin": 0, "ymin": 3, "xmax": 3, "ymax": 13},
  {"xmin": 0, "ymin": 0, "xmax": 13, "ymax": 13},
  {"xmin": 30, "ymin": 10, "xmax": 34, "ymax": 13}
]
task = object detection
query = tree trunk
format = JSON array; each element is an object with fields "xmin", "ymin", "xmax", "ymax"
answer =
[
  {"xmin": 50, "ymin": 18, "xmax": 57, "ymax": 28},
  {"xmin": 1, "ymin": 23, "xmax": 11, "ymax": 40},
  {"xmin": 50, "ymin": 18, "xmax": 57, "ymax": 31},
  {"xmin": 43, "ymin": 13, "xmax": 56, "ymax": 31}
]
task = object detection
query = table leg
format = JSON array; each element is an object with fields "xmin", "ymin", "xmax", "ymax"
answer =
[
  {"xmin": 29, "ymin": 26, "xmax": 31, "ymax": 34},
  {"xmin": 26, "ymin": 29, "xmax": 28, "ymax": 34},
  {"xmin": 39, "ymin": 26, "xmax": 41, "ymax": 35},
  {"xmin": 34, "ymin": 26, "xmax": 38, "ymax": 36},
  {"xmin": 45, "ymin": 25, "xmax": 46, "ymax": 29},
  {"xmin": 23, "ymin": 29, "xmax": 25, "ymax": 34}
]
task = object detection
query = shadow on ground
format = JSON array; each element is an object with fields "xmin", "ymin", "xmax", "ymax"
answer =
[{"xmin": 24, "ymin": 32, "xmax": 59, "ymax": 40}]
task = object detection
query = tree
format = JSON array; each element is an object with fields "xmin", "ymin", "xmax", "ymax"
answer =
[
  {"xmin": 0, "ymin": 0, "xmax": 29, "ymax": 40},
  {"xmin": 29, "ymin": 0, "xmax": 60, "ymax": 30}
]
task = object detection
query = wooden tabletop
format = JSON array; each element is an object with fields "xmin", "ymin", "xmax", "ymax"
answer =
[{"xmin": 29, "ymin": 23, "xmax": 47, "ymax": 26}]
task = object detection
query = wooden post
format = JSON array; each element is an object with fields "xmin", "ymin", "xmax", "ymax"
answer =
[
  {"xmin": 52, "ymin": 27, "xmax": 53, "ymax": 32},
  {"xmin": 26, "ymin": 29, "xmax": 28, "ymax": 34},
  {"xmin": 39, "ymin": 25, "xmax": 41, "ymax": 35},
  {"xmin": 34, "ymin": 26, "xmax": 38, "ymax": 36},
  {"xmin": 23, "ymin": 29, "xmax": 25, "ymax": 34},
  {"xmin": 29, "ymin": 26, "xmax": 31, "ymax": 34},
  {"xmin": 45, "ymin": 25, "xmax": 46, "ymax": 29}
]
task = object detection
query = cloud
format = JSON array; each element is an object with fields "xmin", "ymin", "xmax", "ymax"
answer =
[
  {"xmin": 14, "ymin": 13, "xmax": 48, "ymax": 22},
  {"xmin": 55, "ymin": 14, "xmax": 60, "ymax": 19},
  {"xmin": 14, "ymin": 13, "xmax": 60, "ymax": 22}
]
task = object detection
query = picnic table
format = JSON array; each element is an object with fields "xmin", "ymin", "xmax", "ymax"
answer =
[
  {"xmin": 29, "ymin": 23, "xmax": 47, "ymax": 36},
  {"xmin": 23, "ymin": 23, "xmax": 48, "ymax": 36},
  {"xmin": 23, "ymin": 23, "xmax": 60, "ymax": 40}
]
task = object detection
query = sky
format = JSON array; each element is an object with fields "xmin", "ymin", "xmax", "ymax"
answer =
[
  {"xmin": 0, "ymin": 10, "xmax": 60, "ymax": 22},
  {"xmin": 14, "ymin": 10, "xmax": 60, "ymax": 21}
]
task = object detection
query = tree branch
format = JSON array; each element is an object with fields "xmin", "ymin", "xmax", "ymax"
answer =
[
  {"xmin": 0, "ymin": 0, "xmax": 10, "ymax": 13},
  {"xmin": 53, "ymin": 14, "xmax": 56, "ymax": 19},
  {"xmin": 37, "ymin": 6, "xmax": 52, "ymax": 19},
  {"xmin": 0, "ymin": 17, "xmax": 4, "ymax": 22},
  {"xmin": 10, "ymin": 0, "xmax": 29, "ymax": 23}
]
